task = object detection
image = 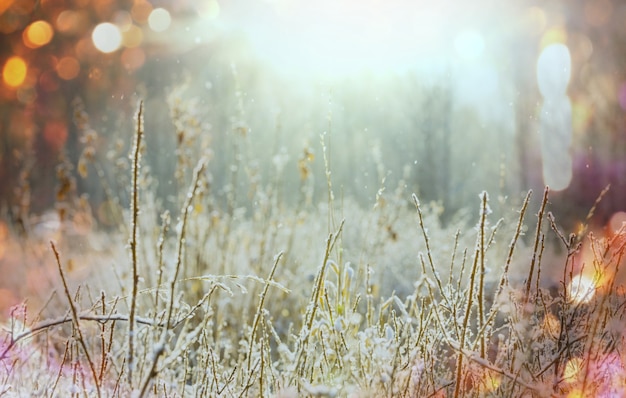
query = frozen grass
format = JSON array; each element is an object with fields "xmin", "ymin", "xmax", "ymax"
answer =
[{"xmin": 1, "ymin": 103, "xmax": 626, "ymax": 398}]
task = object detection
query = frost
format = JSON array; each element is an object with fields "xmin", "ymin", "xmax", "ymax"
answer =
[
  {"xmin": 385, "ymin": 325, "xmax": 395, "ymax": 341},
  {"xmin": 334, "ymin": 317, "xmax": 343, "ymax": 332}
]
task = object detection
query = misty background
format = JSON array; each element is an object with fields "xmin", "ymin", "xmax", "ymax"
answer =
[{"xmin": 1, "ymin": 0, "xmax": 626, "ymax": 233}]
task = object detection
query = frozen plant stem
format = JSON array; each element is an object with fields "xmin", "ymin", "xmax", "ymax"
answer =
[
  {"xmin": 138, "ymin": 157, "xmax": 207, "ymax": 398},
  {"xmin": 412, "ymin": 193, "xmax": 437, "ymax": 274},
  {"xmin": 455, "ymin": 230, "xmax": 480, "ymax": 398},
  {"xmin": 477, "ymin": 191, "xmax": 488, "ymax": 359},
  {"xmin": 524, "ymin": 186, "xmax": 549, "ymax": 303},
  {"xmin": 167, "ymin": 157, "xmax": 208, "ymax": 329},
  {"xmin": 51, "ymin": 242, "xmax": 102, "ymax": 398},
  {"xmin": 321, "ymin": 131, "xmax": 336, "ymax": 232},
  {"xmin": 495, "ymin": 190, "xmax": 532, "ymax": 299},
  {"xmin": 296, "ymin": 220, "xmax": 344, "ymax": 379},
  {"xmin": 247, "ymin": 252, "xmax": 284, "ymax": 373},
  {"xmin": 128, "ymin": 100, "xmax": 144, "ymax": 387}
]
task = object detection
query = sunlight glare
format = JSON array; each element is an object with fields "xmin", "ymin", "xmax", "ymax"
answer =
[
  {"xmin": 568, "ymin": 274, "xmax": 596, "ymax": 304},
  {"xmin": 563, "ymin": 357, "xmax": 582, "ymax": 382},
  {"xmin": 454, "ymin": 30, "xmax": 485, "ymax": 61},
  {"xmin": 232, "ymin": 1, "xmax": 455, "ymax": 78}
]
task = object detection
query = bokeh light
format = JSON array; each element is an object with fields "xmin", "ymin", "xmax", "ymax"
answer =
[
  {"xmin": 23, "ymin": 20, "xmax": 54, "ymax": 48},
  {"xmin": 92, "ymin": 22, "xmax": 122, "ymax": 53},
  {"xmin": 56, "ymin": 10, "xmax": 88, "ymax": 35},
  {"xmin": 113, "ymin": 10, "xmax": 133, "ymax": 31},
  {"xmin": 121, "ymin": 47, "xmax": 145, "ymax": 71},
  {"xmin": 56, "ymin": 56, "xmax": 80, "ymax": 80},
  {"xmin": 1, "ymin": 0, "xmax": 626, "ymax": 393},
  {"xmin": 0, "ymin": 0, "xmax": 15, "ymax": 15},
  {"xmin": 148, "ymin": 8, "xmax": 171, "ymax": 32},
  {"xmin": 122, "ymin": 24, "xmax": 143, "ymax": 48},
  {"xmin": 131, "ymin": 0, "xmax": 153, "ymax": 24},
  {"xmin": 537, "ymin": 43, "xmax": 573, "ymax": 191},
  {"xmin": 2, "ymin": 56, "xmax": 27, "ymax": 88},
  {"xmin": 43, "ymin": 120, "xmax": 68, "ymax": 151},
  {"xmin": 537, "ymin": 44, "xmax": 571, "ymax": 99},
  {"xmin": 608, "ymin": 211, "xmax": 626, "ymax": 233},
  {"xmin": 75, "ymin": 36, "xmax": 98, "ymax": 61}
]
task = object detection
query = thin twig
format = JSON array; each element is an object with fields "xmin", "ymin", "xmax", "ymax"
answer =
[
  {"xmin": 247, "ymin": 252, "xmax": 284, "ymax": 373},
  {"xmin": 525, "ymin": 187, "xmax": 549, "ymax": 302},
  {"xmin": 296, "ymin": 220, "xmax": 345, "ymax": 378},
  {"xmin": 51, "ymin": 242, "xmax": 102, "ymax": 398},
  {"xmin": 128, "ymin": 100, "xmax": 144, "ymax": 386}
]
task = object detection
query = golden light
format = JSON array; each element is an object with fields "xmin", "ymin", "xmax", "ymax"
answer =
[
  {"xmin": 568, "ymin": 273, "xmax": 596, "ymax": 304},
  {"xmin": 563, "ymin": 357, "xmax": 583, "ymax": 382},
  {"xmin": 566, "ymin": 389, "xmax": 584, "ymax": 398},
  {"xmin": 56, "ymin": 56, "xmax": 80, "ymax": 80},
  {"xmin": 482, "ymin": 371, "xmax": 501, "ymax": 392},
  {"xmin": 92, "ymin": 23, "xmax": 122, "ymax": 53},
  {"xmin": 122, "ymin": 25, "xmax": 143, "ymax": 48},
  {"xmin": 148, "ymin": 8, "xmax": 171, "ymax": 32},
  {"xmin": 2, "ymin": 56, "xmax": 27, "ymax": 88},
  {"xmin": 23, "ymin": 20, "xmax": 54, "ymax": 48},
  {"xmin": 541, "ymin": 312, "xmax": 560, "ymax": 338}
]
